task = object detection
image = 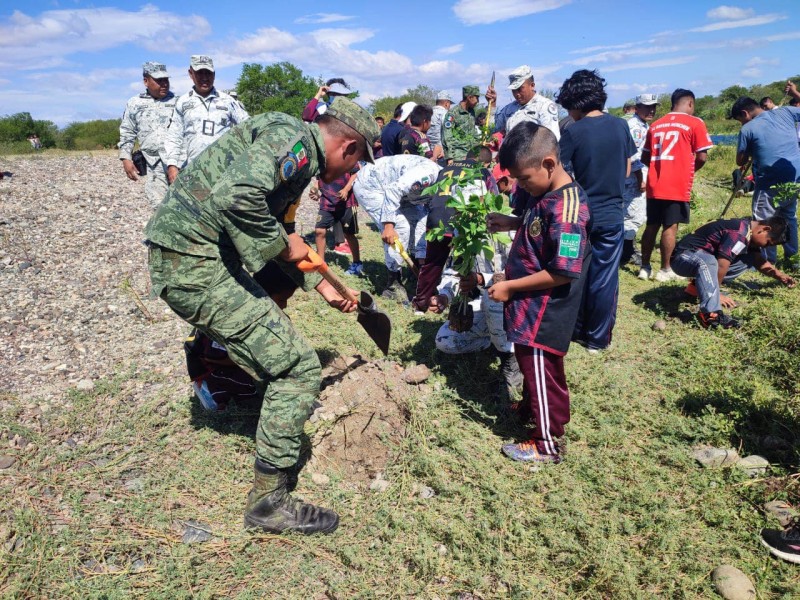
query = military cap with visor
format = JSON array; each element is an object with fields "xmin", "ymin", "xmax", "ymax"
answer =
[
  {"xmin": 462, "ymin": 85, "xmax": 480, "ymax": 97},
  {"xmin": 324, "ymin": 97, "xmax": 382, "ymax": 163},
  {"xmin": 507, "ymin": 65, "xmax": 534, "ymax": 90},
  {"xmin": 143, "ymin": 61, "xmax": 169, "ymax": 79},
  {"xmin": 190, "ymin": 55, "xmax": 215, "ymax": 72}
]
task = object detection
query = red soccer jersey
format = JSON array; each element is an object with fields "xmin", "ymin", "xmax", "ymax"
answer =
[{"xmin": 644, "ymin": 112, "xmax": 713, "ymax": 202}]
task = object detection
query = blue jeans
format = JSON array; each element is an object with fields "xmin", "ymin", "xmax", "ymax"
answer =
[
  {"xmin": 671, "ymin": 250, "xmax": 721, "ymax": 313},
  {"xmin": 752, "ymin": 188, "xmax": 798, "ymax": 263}
]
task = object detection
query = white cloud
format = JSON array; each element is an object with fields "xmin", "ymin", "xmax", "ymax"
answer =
[
  {"xmin": 453, "ymin": 0, "xmax": 572, "ymax": 25},
  {"xmin": 764, "ymin": 30, "xmax": 800, "ymax": 42},
  {"xmin": 228, "ymin": 27, "xmax": 299, "ymax": 58},
  {"xmin": 691, "ymin": 12, "xmax": 785, "ymax": 32},
  {"xmin": 706, "ymin": 6, "xmax": 754, "ymax": 21},
  {"xmin": 741, "ymin": 67, "xmax": 761, "ymax": 78},
  {"xmin": 745, "ymin": 56, "xmax": 779, "ymax": 67},
  {"xmin": 294, "ymin": 13, "xmax": 355, "ymax": 25},
  {"xmin": 437, "ymin": 44, "xmax": 464, "ymax": 55},
  {"xmin": 602, "ymin": 56, "xmax": 697, "ymax": 73},
  {"xmin": 309, "ymin": 28, "xmax": 375, "ymax": 47},
  {"xmin": 0, "ymin": 7, "xmax": 211, "ymax": 70}
]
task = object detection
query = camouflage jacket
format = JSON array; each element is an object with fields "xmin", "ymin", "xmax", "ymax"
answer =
[
  {"xmin": 118, "ymin": 91, "xmax": 177, "ymax": 166},
  {"xmin": 441, "ymin": 104, "xmax": 479, "ymax": 161},
  {"xmin": 144, "ymin": 112, "xmax": 323, "ymax": 291},
  {"xmin": 163, "ymin": 87, "xmax": 250, "ymax": 168}
]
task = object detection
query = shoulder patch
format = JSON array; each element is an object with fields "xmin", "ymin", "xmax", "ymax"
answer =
[
  {"xmin": 558, "ymin": 232, "xmax": 581, "ymax": 258},
  {"xmin": 548, "ymin": 103, "xmax": 558, "ymax": 115},
  {"xmin": 279, "ymin": 154, "xmax": 298, "ymax": 182}
]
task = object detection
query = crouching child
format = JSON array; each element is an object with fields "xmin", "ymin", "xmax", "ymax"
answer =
[
  {"xmin": 671, "ymin": 216, "xmax": 795, "ymax": 329},
  {"xmin": 486, "ymin": 122, "xmax": 591, "ymax": 465}
]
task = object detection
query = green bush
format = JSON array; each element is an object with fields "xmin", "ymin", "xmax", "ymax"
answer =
[
  {"xmin": 0, "ymin": 112, "xmax": 58, "ymax": 148},
  {"xmin": 58, "ymin": 119, "xmax": 120, "ymax": 150}
]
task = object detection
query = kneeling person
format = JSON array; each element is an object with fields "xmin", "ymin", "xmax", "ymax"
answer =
[
  {"xmin": 145, "ymin": 99, "xmax": 379, "ymax": 535},
  {"xmin": 671, "ymin": 216, "xmax": 794, "ymax": 329}
]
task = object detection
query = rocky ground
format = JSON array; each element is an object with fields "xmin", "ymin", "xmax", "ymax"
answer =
[{"xmin": 0, "ymin": 151, "xmax": 323, "ymax": 407}]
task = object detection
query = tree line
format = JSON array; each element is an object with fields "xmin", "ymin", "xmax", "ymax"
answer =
[{"xmin": 2, "ymin": 63, "xmax": 797, "ymax": 154}]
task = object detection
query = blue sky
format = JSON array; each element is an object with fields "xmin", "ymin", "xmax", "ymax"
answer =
[{"xmin": 2, "ymin": 1, "xmax": 799, "ymax": 125}]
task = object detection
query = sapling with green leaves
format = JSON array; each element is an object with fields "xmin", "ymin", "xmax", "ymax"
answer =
[
  {"xmin": 423, "ymin": 165, "xmax": 512, "ymax": 331},
  {"xmin": 769, "ymin": 181, "xmax": 800, "ymax": 209}
]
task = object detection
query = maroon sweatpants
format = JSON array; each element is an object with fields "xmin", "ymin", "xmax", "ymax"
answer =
[
  {"xmin": 514, "ymin": 345, "xmax": 570, "ymax": 456},
  {"xmin": 411, "ymin": 236, "xmax": 452, "ymax": 310}
]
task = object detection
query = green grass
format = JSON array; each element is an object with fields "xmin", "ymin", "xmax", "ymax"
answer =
[{"xmin": 1, "ymin": 149, "xmax": 799, "ymax": 598}]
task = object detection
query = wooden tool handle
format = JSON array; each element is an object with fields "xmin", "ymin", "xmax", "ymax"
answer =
[{"xmin": 297, "ymin": 246, "xmax": 358, "ymax": 304}]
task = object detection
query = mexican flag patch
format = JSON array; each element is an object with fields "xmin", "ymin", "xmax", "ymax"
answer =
[{"xmin": 292, "ymin": 141, "xmax": 308, "ymax": 169}]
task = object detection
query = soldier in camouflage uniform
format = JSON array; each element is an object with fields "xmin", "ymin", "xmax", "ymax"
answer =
[
  {"xmin": 163, "ymin": 55, "xmax": 250, "ymax": 183},
  {"xmin": 441, "ymin": 85, "xmax": 482, "ymax": 161},
  {"xmin": 145, "ymin": 98, "xmax": 380, "ymax": 535},
  {"xmin": 118, "ymin": 62, "xmax": 177, "ymax": 207}
]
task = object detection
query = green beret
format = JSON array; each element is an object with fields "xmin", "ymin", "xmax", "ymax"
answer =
[{"xmin": 462, "ymin": 85, "xmax": 480, "ymax": 97}]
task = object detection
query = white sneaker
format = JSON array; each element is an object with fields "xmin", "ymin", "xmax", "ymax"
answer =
[
  {"xmin": 637, "ymin": 265, "xmax": 652, "ymax": 280},
  {"xmin": 654, "ymin": 268, "xmax": 685, "ymax": 282}
]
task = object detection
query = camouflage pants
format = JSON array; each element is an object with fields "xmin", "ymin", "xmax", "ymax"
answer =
[
  {"xmin": 145, "ymin": 163, "xmax": 169, "ymax": 208},
  {"xmin": 148, "ymin": 245, "xmax": 321, "ymax": 468}
]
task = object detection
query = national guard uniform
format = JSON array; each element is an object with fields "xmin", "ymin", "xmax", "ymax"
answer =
[
  {"xmin": 118, "ymin": 62, "xmax": 177, "ymax": 207},
  {"xmin": 163, "ymin": 56, "xmax": 250, "ymax": 169},
  {"xmin": 442, "ymin": 85, "xmax": 481, "ymax": 161},
  {"xmin": 427, "ymin": 90, "xmax": 452, "ymax": 148},
  {"xmin": 623, "ymin": 94, "xmax": 658, "ymax": 247},
  {"xmin": 145, "ymin": 100, "xmax": 379, "ymax": 534},
  {"xmin": 494, "ymin": 65, "xmax": 561, "ymax": 140}
]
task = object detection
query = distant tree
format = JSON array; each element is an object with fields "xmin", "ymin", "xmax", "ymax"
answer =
[
  {"xmin": 59, "ymin": 119, "xmax": 120, "ymax": 150},
  {"xmin": 719, "ymin": 85, "xmax": 749, "ymax": 104},
  {"xmin": 370, "ymin": 85, "xmax": 440, "ymax": 120},
  {"xmin": 0, "ymin": 112, "xmax": 58, "ymax": 148},
  {"xmin": 235, "ymin": 62, "xmax": 322, "ymax": 117}
]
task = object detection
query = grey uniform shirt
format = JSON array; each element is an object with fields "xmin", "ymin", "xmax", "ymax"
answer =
[
  {"xmin": 495, "ymin": 94, "xmax": 561, "ymax": 140},
  {"xmin": 163, "ymin": 87, "xmax": 250, "ymax": 168},
  {"xmin": 118, "ymin": 91, "xmax": 177, "ymax": 167},
  {"xmin": 428, "ymin": 105, "xmax": 449, "ymax": 147}
]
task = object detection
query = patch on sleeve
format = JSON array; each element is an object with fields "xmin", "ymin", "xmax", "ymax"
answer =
[
  {"xmin": 558, "ymin": 232, "xmax": 581, "ymax": 258},
  {"xmin": 444, "ymin": 115, "xmax": 454, "ymax": 129},
  {"xmin": 731, "ymin": 240, "xmax": 747, "ymax": 256},
  {"xmin": 548, "ymin": 103, "xmax": 558, "ymax": 115},
  {"xmin": 278, "ymin": 140, "xmax": 309, "ymax": 183}
]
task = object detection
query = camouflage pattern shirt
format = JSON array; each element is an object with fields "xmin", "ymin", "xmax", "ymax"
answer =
[
  {"xmin": 144, "ymin": 112, "xmax": 324, "ymax": 291},
  {"xmin": 118, "ymin": 91, "xmax": 177, "ymax": 167},
  {"xmin": 163, "ymin": 87, "xmax": 250, "ymax": 168},
  {"xmin": 442, "ymin": 104, "xmax": 479, "ymax": 161}
]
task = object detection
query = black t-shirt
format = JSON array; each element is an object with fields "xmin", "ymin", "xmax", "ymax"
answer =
[{"xmin": 559, "ymin": 113, "xmax": 636, "ymax": 230}]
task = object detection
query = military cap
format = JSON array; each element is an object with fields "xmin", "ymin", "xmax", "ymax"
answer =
[
  {"xmin": 463, "ymin": 85, "xmax": 480, "ymax": 97},
  {"xmin": 190, "ymin": 55, "xmax": 215, "ymax": 72},
  {"xmin": 325, "ymin": 97, "xmax": 382, "ymax": 163},
  {"xmin": 507, "ymin": 65, "xmax": 533, "ymax": 90},
  {"xmin": 635, "ymin": 93, "xmax": 659, "ymax": 106},
  {"xmin": 436, "ymin": 90, "xmax": 453, "ymax": 101},
  {"xmin": 143, "ymin": 61, "xmax": 169, "ymax": 79}
]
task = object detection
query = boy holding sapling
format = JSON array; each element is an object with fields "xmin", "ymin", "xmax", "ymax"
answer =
[
  {"xmin": 671, "ymin": 216, "xmax": 795, "ymax": 329},
  {"xmin": 486, "ymin": 122, "xmax": 590, "ymax": 465}
]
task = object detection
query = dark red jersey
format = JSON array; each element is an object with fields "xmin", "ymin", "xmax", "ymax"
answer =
[
  {"xmin": 674, "ymin": 217, "xmax": 752, "ymax": 263},
  {"xmin": 504, "ymin": 182, "xmax": 590, "ymax": 355}
]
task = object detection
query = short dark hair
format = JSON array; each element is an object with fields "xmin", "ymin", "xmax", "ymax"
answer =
[
  {"xmin": 393, "ymin": 103, "xmax": 404, "ymax": 119},
  {"xmin": 729, "ymin": 96, "xmax": 759, "ymax": 119},
  {"xmin": 670, "ymin": 88, "xmax": 695, "ymax": 109},
  {"xmin": 759, "ymin": 216, "xmax": 788, "ymax": 244},
  {"xmin": 408, "ymin": 105, "xmax": 433, "ymax": 127},
  {"xmin": 498, "ymin": 122, "xmax": 560, "ymax": 171},
  {"xmin": 791, "ymin": 98, "xmax": 800, "ymax": 107},
  {"xmin": 760, "ymin": 96, "xmax": 774, "ymax": 106},
  {"xmin": 466, "ymin": 146, "xmax": 492, "ymax": 163},
  {"xmin": 555, "ymin": 69, "xmax": 607, "ymax": 113},
  {"xmin": 316, "ymin": 114, "xmax": 368, "ymax": 156}
]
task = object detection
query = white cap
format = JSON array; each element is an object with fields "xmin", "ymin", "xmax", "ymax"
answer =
[
  {"xmin": 635, "ymin": 93, "xmax": 659, "ymax": 106},
  {"xmin": 398, "ymin": 101, "xmax": 417, "ymax": 121},
  {"xmin": 507, "ymin": 65, "xmax": 533, "ymax": 90}
]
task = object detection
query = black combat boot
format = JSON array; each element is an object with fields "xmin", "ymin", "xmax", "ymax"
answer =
[
  {"xmin": 380, "ymin": 270, "xmax": 409, "ymax": 304},
  {"xmin": 244, "ymin": 459, "xmax": 339, "ymax": 535},
  {"xmin": 497, "ymin": 351, "xmax": 523, "ymax": 398}
]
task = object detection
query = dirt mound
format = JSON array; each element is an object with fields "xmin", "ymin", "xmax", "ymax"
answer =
[{"xmin": 307, "ymin": 356, "xmax": 426, "ymax": 486}]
